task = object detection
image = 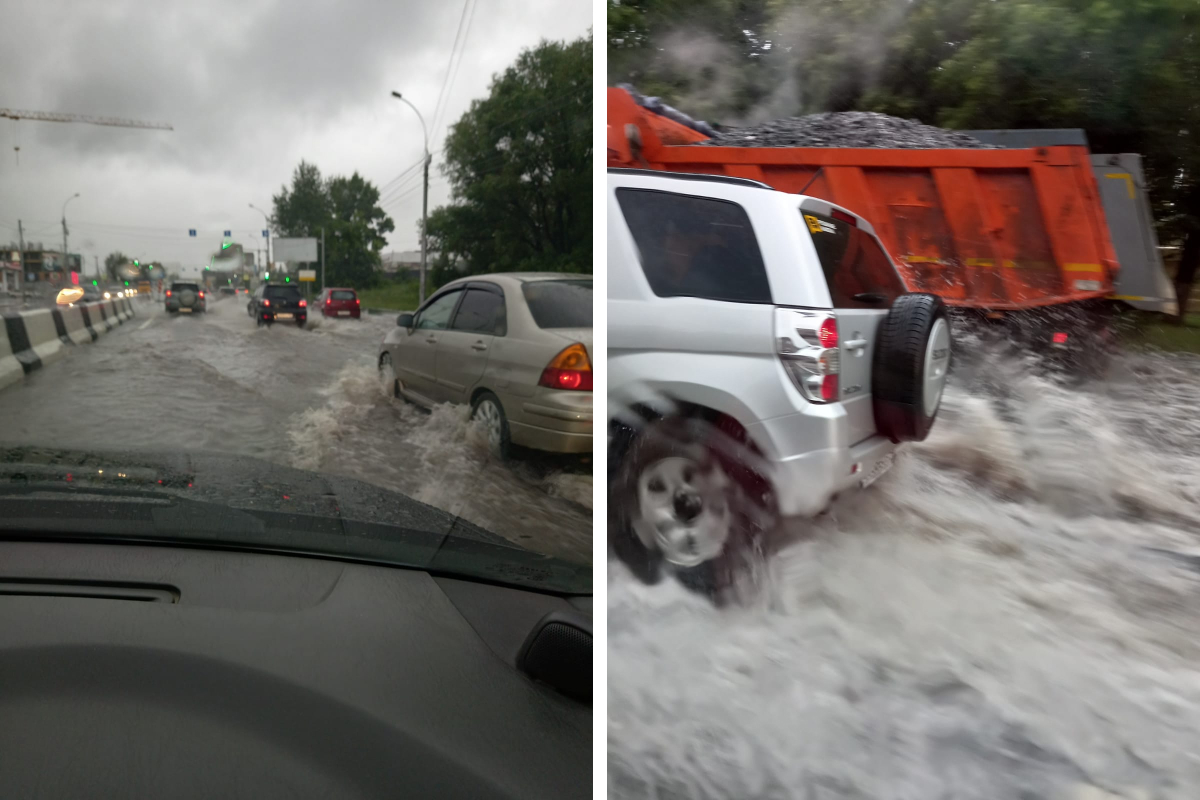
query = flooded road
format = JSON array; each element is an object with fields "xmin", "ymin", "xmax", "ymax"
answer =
[
  {"xmin": 0, "ymin": 294, "xmax": 591, "ymax": 564},
  {"xmin": 609, "ymin": 347, "xmax": 1200, "ymax": 800}
]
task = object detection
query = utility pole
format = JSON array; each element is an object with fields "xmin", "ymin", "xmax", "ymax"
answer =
[
  {"xmin": 421, "ymin": 152, "xmax": 429, "ymax": 304},
  {"xmin": 320, "ymin": 227, "xmax": 326, "ymax": 292},
  {"xmin": 390, "ymin": 91, "xmax": 430, "ymax": 304},
  {"xmin": 94, "ymin": 255, "xmax": 100, "ymax": 285},
  {"xmin": 16, "ymin": 219, "xmax": 24, "ymax": 300},
  {"xmin": 61, "ymin": 192, "xmax": 79, "ymax": 281}
]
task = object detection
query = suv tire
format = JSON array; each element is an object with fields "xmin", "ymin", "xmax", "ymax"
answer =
[
  {"xmin": 872, "ymin": 293, "xmax": 951, "ymax": 443},
  {"xmin": 609, "ymin": 416, "xmax": 775, "ymax": 604}
]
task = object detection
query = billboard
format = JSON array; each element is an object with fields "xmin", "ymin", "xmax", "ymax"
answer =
[{"xmin": 273, "ymin": 237, "xmax": 318, "ymax": 262}]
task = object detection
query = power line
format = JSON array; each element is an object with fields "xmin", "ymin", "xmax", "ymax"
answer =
[
  {"xmin": 431, "ymin": 0, "xmax": 479, "ymax": 143},
  {"xmin": 430, "ymin": 0, "xmax": 477, "ymax": 149}
]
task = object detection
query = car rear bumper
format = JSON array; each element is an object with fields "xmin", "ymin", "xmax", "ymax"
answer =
[
  {"xmin": 322, "ymin": 308, "xmax": 360, "ymax": 318},
  {"xmin": 748, "ymin": 410, "xmax": 897, "ymax": 517},
  {"xmin": 505, "ymin": 391, "xmax": 592, "ymax": 454}
]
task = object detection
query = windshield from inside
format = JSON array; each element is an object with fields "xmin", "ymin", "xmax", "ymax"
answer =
[{"xmin": 0, "ymin": 1, "xmax": 593, "ymax": 595}]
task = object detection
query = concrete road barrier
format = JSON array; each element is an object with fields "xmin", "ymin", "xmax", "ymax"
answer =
[
  {"xmin": 0, "ymin": 317, "xmax": 23, "ymax": 390},
  {"xmin": 18, "ymin": 308, "xmax": 66, "ymax": 367},
  {"xmin": 59, "ymin": 305, "xmax": 93, "ymax": 344},
  {"xmin": 77, "ymin": 304, "xmax": 100, "ymax": 340},
  {"xmin": 90, "ymin": 301, "xmax": 114, "ymax": 332}
]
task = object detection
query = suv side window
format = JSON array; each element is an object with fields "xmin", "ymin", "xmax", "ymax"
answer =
[
  {"xmin": 451, "ymin": 287, "xmax": 506, "ymax": 335},
  {"xmin": 802, "ymin": 211, "xmax": 907, "ymax": 308},
  {"xmin": 615, "ymin": 188, "xmax": 772, "ymax": 304},
  {"xmin": 415, "ymin": 289, "xmax": 462, "ymax": 330}
]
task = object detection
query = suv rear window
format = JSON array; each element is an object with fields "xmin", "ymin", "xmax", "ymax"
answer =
[
  {"xmin": 615, "ymin": 188, "xmax": 772, "ymax": 304},
  {"xmin": 802, "ymin": 211, "xmax": 907, "ymax": 308},
  {"xmin": 172, "ymin": 283, "xmax": 199, "ymax": 292},
  {"xmin": 521, "ymin": 280, "xmax": 592, "ymax": 328},
  {"xmin": 331, "ymin": 290, "xmax": 356, "ymax": 300},
  {"xmin": 264, "ymin": 285, "xmax": 302, "ymax": 299}
]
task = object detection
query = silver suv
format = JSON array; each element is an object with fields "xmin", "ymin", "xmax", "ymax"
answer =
[{"xmin": 607, "ymin": 169, "xmax": 951, "ymax": 594}]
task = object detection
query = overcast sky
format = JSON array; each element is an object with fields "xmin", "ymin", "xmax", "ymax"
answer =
[{"xmin": 0, "ymin": 0, "xmax": 591, "ymax": 280}]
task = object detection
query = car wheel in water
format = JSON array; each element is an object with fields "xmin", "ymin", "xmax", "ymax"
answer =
[
  {"xmin": 471, "ymin": 391, "xmax": 511, "ymax": 460},
  {"xmin": 609, "ymin": 415, "xmax": 777, "ymax": 604},
  {"xmin": 378, "ymin": 353, "xmax": 401, "ymax": 399}
]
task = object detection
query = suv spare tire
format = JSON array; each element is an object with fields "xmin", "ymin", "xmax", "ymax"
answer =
[{"xmin": 872, "ymin": 293, "xmax": 951, "ymax": 443}]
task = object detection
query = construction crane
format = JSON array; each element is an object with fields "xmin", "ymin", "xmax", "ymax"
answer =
[
  {"xmin": 2, "ymin": 109, "xmax": 172, "ymax": 165},
  {"xmin": 0, "ymin": 109, "xmax": 173, "ymax": 130}
]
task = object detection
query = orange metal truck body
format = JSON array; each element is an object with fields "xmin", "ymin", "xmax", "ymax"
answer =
[{"xmin": 608, "ymin": 87, "xmax": 1118, "ymax": 310}]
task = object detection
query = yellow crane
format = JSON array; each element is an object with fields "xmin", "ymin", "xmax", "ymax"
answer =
[{"xmin": 1, "ymin": 109, "xmax": 172, "ymax": 165}]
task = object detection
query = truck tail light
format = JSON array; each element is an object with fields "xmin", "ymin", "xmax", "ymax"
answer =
[
  {"xmin": 538, "ymin": 343, "xmax": 592, "ymax": 391},
  {"xmin": 775, "ymin": 308, "xmax": 840, "ymax": 404}
]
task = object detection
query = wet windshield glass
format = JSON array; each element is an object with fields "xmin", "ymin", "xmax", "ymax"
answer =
[{"xmin": 0, "ymin": 1, "xmax": 593, "ymax": 594}]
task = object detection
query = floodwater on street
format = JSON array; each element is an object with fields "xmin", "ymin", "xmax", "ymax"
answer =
[
  {"xmin": 609, "ymin": 340, "xmax": 1200, "ymax": 800},
  {"xmin": 0, "ymin": 294, "xmax": 592, "ymax": 564}
]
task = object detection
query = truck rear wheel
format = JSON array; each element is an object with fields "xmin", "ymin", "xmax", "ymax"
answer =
[{"xmin": 872, "ymin": 293, "xmax": 951, "ymax": 443}]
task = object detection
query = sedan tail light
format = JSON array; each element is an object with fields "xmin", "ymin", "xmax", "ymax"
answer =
[{"xmin": 538, "ymin": 343, "xmax": 592, "ymax": 391}]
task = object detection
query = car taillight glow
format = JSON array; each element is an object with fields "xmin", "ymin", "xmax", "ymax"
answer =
[
  {"xmin": 165, "ymin": 290, "xmax": 172, "ymax": 297},
  {"xmin": 299, "ymin": 299, "xmax": 307, "ymax": 307},
  {"xmin": 831, "ymin": 209, "xmax": 858, "ymax": 227},
  {"xmin": 325, "ymin": 298, "xmax": 331, "ymax": 305},
  {"xmin": 355, "ymin": 298, "xmax": 360, "ymax": 304},
  {"xmin": 1052, "ymin": 331, "xmax": 1068, "ymax": 344},
  {"xmin": 818, "ymin": 317, "xmax": 838, "ymax": 348},
  {"xmin": 538, "ymin": 343, "xmax": 592, "ymax": 392},
  {"xmin": 263, "ymin": 299, "xmax": 270, "ymax": 307},
  {"xmin": 198, "ymin": 291, "xmax": 205, "ymax": 298}
]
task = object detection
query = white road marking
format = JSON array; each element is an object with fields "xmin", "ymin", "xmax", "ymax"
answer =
[{"xmin": 137, "ymin": 318, "xmax": 156, "ymax": 331}]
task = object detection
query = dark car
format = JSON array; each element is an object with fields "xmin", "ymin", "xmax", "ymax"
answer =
[
  {"xmin": 316, "ymin": 287, "xmax": 361, "ymax": 318},
  {"xmin": 250, "ymin": 283, "xmax": 307, "ymax": 327},
  {"xmin": 218, "ymin": 286, "xmax": 235, "ymax": 297},
  {"xmin": 165, "ymin": 282, "xmax": 206, "ymax": 314}
]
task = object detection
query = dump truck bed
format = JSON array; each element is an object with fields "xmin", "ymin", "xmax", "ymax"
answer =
[{"xmin": 609, "ymin": 87, "xmax": 1119, "ymax": 311}]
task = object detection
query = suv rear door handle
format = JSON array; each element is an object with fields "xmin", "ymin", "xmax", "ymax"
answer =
[
  {"xmin": 471, "ymin": 341, "xmax": 488, "ymax": 351},
  {"xmin": 846, "ymin": 338, "xmax": 869, "ymax": 350},
  {"xmin": 425, "ymin": 335, "xmax": 438, "ymax": 344}
]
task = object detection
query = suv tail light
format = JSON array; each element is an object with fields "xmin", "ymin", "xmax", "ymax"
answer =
[
  {"xmin": 198, "ymin": 291, "xmax": 205, "ymax": 298},
  {"xmin": 263, "ymin": 299, "xmax": 270, "ymax": 307},
  {"xmin": 775, "ymin": 308, "xmax": 840, "ymax": 404},
  {"xmin": 538, "ymin": 343, "xmax": 592, "ymax": 391},
  {"xmin": 299, "ymin": 299, "xmax": 307, "ymax": 308},
  {"xmin": 165, "ymin": 290, "xmax": 172, "ymax": 297}
]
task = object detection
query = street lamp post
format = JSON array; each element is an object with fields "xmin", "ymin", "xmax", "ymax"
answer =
[
  {"xmin": 61, "ymin": 193, "xmax": 79, "ymax": 280},
  {"xmin": 249, "ymin": 203, "xmax": 272, "ymax": 284},
  {"xmin": 391, "ymin": 91, "xmax": 430, "ymax": 305}
]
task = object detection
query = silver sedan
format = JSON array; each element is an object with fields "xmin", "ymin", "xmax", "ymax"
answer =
[{"xmin": 378, "ymin": 273, "xmax": 592, "ymax": 459}]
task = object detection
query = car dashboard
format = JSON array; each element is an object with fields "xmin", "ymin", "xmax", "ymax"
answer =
[{"xmin": 0, "ymin": 540, "xmax": 591, "ymax": 799}]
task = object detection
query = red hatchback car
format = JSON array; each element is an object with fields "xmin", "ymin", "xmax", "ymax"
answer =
[{"xmin": 317, "ymin": 287, "xmax": 361, "ymax": 319}]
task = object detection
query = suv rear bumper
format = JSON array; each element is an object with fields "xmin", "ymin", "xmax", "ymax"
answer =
[{"xmin": 748, "ymin": 412, "xmax": 897, "ymax": 517}]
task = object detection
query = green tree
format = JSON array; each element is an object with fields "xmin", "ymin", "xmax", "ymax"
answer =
[
  {"xmin": 326, "ymin": 172, "xmax": 394, "ymax": 289},
  {"xmin": 271, "ymin": 161, "xmax": 394, "ymax": 289},
  {"xmin": 425, "ymin": 33, "xmax": 592, "ymax": 276},
  {"xmin": 103, "ymin": 251, "xmax": 130, "ymax": 282}
]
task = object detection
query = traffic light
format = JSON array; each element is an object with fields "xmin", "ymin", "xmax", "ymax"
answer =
[
  {"xmin": 91, "ymin": 279, "xmax": 97, "ymax": 287},
  {"xmin": 123, "ymin": 281, "xmax": 129, "ymax": 286},
  {"xmin": 264, "ymin": 273, "xmax": 270, "ymax": 280},
  {"xmin": 204, "ymin": 266, "xmax": 210, "ymax": 270},
  {"xmin": 284, "ymin": 276, "xmax": 290, "ymax": 282},
  {"xmin": 133, "ymin": 260, "xmax": 139, "ymax": 266}
]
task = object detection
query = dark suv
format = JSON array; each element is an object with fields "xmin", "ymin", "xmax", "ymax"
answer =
[
  {"xmin": 250, "ymin": 283, "xmax": 307, "ymax": 327},
  {"xmin": 165, "ymin": 282, "xmax": 206, "ymax": 314}
]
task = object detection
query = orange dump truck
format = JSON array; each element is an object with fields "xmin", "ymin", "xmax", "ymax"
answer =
[{"xmin": 608, "ymin": 86, "xmax": 1120, "ymax": 314}]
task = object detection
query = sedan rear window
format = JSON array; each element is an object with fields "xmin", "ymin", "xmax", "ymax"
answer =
[
  {"xmin": 331, "ymin": 290, "xmax": 356, "ymax": 300},
  {"xmin": 521, "ymin": 280, "xmax": 592, "ymax": 328},
  {"xmin": 264, "ymin": 285, "xmax": 302, "ymax": 300}
]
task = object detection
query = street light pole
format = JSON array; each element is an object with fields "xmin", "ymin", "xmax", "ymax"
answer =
[
  {"xmin": 61, "ymin": 192, "xmax": 79, "ymax": 280},
  {"xmin": 390, "ymin": 91, "xmax": 430, "ymax": 304},
  {"xmin": 249, "ymin": 203, "xmax": 271, "ymax": 283}
]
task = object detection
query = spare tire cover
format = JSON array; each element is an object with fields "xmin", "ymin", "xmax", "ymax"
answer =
[
  {"xmin": 178, "ymin": 289, "xmax": 196, "ymax": 306},
  {"xmin": 872, "ymin": 293, "xmax": 951, "ymax": 442}
]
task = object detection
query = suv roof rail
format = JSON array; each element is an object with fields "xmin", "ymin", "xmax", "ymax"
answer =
[{"xmin": 607, "ymin": 167, "xmax": 773, "ymax": 191}]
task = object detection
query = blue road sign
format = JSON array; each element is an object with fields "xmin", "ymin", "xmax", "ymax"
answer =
[
  {"xmin": 262, "ymin": 230, "xmax": 269, "ymax": 237},
  {"xmin": 224, "ymin": 230, "xmax": 232, "ymax": 237},
  {"xmin": 188, "ymin": 229, "xmax": 196, "ymax": 237}
]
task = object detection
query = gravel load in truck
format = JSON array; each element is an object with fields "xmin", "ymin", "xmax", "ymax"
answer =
[{"xmin": 698, "ymin": 111, "xmax": 999, "ymax": 149}]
